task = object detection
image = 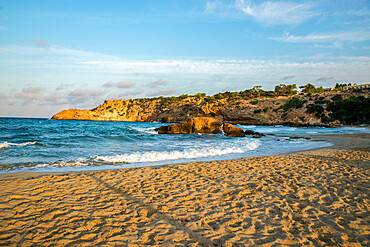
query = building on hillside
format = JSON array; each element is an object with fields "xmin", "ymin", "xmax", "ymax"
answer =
[{"xmin": 343, "ymin": 83, "xmax": 370, "ymax": 90}]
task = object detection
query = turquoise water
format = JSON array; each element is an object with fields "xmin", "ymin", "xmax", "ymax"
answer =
[{"xmin": 0, "ymin": 117, "xmax": 369, "ymax": 173}]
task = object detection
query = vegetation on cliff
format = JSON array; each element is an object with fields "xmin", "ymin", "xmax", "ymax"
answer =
[
  {"xmin": 51, "ymin": 83, "xmax": 369, "ymax": 127},
  {"xmin": 327, "ymin": 96, "xmax": 370, "ymax": 125}
]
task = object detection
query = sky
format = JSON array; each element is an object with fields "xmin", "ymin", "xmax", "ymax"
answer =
[{"xmin": 0, "ymin": 0, "xmax": 369, "ymax": 117}]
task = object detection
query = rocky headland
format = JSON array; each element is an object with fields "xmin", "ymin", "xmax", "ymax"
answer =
[{"xmin": 51, "ymin": 85, "xmax": 369, "ymax": 127}]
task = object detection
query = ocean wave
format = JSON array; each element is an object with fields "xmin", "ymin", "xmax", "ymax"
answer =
[
  {"xmin": 34, "ymin": 160, "xmax": 90, "ymax": 169},
  {"xmin": 129, "ymin": 126, "xmax": 158, "ymax": 135},
  {"xmin": 0, "ymin": 141, "xmax": 39, "ymax": 149},
  {"xmin": 0, "ymin": 160, "xmax": 90, "ymax": 172},
  {"xmin": 93, "ymin": 141, "xmax": 259, "ymax": 164}
]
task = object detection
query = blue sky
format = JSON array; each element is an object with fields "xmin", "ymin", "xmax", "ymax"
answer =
[{"xmin": 0, "ymin": 0, "xmax": 369, "ymax": 117}]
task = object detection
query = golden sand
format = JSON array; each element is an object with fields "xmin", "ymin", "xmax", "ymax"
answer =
[{"xmin": 0, "ymin": 134, "xmax": 369, "ymax": 246}]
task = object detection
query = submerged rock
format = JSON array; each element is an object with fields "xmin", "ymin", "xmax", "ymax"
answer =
[
  {"xmin": 222, "ymin": 123, "xmax": 245, "ymax": 137},
  {"xmin": 156, "ymin": 117, "xmax": 222, "ymax": 134}
]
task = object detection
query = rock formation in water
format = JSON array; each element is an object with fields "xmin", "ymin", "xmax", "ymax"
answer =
[
  {"xmin": 155, "ymin": 117, "xmax": 254, "ymax": 137},
  {"xmin": 222, "ymin": 123, "xmax": 245, "ymax": 137},
  {"xmin": 156, "ymin": 117, "xmax": 222, "ymax": 134},
  {"xmin": 51, "ymin": 88, "xmax": 369, "ymax": 127}
]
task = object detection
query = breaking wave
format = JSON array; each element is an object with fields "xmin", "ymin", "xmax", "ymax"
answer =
[
  {"xmin": 0, "ymin": 141, "xmax": 39, "ymax": 149},
  {"xmin": 94, "ymin": 141, "xmax": 259, "ymax": 164}
]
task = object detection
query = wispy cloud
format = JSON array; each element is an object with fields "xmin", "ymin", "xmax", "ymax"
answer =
[
  {"xmin": 146, "ymin": 89, "xmax": 176, "ymax": 97},
  {"xmin": 56, "ymin": 83, "xmax": 73, "ymax": 91},
  {"xmin": 15, "ymin": 87, "xmax": 44, "ymax": 100},
  {"xmin": 2, "ymin": 44, "xmax": 370, "ymax": 100},
  {"xmin": 31, "ymin": 38, "xmax": 50, "ymax": 49},
  {"xmin": 0, "ymin": 92, "xmax": 9, "ymax": 101},
  {"xmin": 316, "ymin": 76, "xmax": 334, "ymax": 82},
  {"xmin": 44, "ymin": 92, "xmax": 69, "ymax": 105},
  {"xmin": 102, "ymin": 82, "xmax": 115, "ymax": 88},
  {"xmin": 281, "ymin": 75, "xmax": 295, "ymax": 80},
  {"xmin": 0, "ymin": 44, "xmax": 119, "ymax": 65},
  {"xmin": 205, "ymin": 1, "xmax": 218, "ymax": 13},
  {"xmin": 117, "ymin": 81, "xmax": 136, "ymax": 88},
  {"xmin": 204, "ymin": 0, "xmax": 241, "ymax": 17},
  {"xmin": 105, "ymin": 90, "xmax": 143, "ymax": 100},
  {"xmin": 274, "ymin": 30, "xmax": 370, "ymax": 43},
  {"xmin": 119, "ymin": 90, "xmax": 143, "ymax": 97},
  {"xmin": 102, "ymin": 81, "xmax": 136, "ymax": 88},
  {"xmin": 346, "ymin": 8, "xmax": 370, "ymax": 17},
  {"xmin": 236, "ymin": 0, "xmax": 320, "ymax": 26},
  {"xmin": 68, "ymin": 88, "xmax": 106, "ymax": 101},
  {"xmin": 222, "ymin": 87, "xmax": 233, "ymax": 92},
  {"xmin": 146, "ymin": 79, "xmax": 168, "ymax": 88}
]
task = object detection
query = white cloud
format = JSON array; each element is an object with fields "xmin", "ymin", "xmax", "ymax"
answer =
[
  {"xmin": 1, "ymin": 44, "xmax": 370, "ymax": 101},
  {"xmin": 146, "ymin": 89, "xmax": 176, "ymax": 97},
  {"xmin": 31, "ymin": 38, "xmax": 50, "ymax": 49},
  {"xmin": 0, "ymin": 44, "xmax": 119, "ymax": 66},
  {"xmin": 102, "ymin": 81, "xmax": 136, "ymax": 88},
  {"xmin": 66, "ymin": 88, "xmax": 107, "ymax": 106},
  {"xmin": 2, "ymin": 44, "xmax": 369, "ymax": 85},
  {"xmin": 237, "ymin": 0, "xmax": 320, "ymax": 26},
  {"xmin": 102, "ymin": 82, "xmax": 115, "ymax": 88},
  {"xmin": 146, "ymin": 79, "xmax": 169, "ymax": 88},
  {"xmin": 205, "ymin": 1, "xmax": 218, "ymax": 13},
  {"xmin": 56, "ymin": 83, "xmax": 73, "ymax": 91},
  {"xmin": 119, "ymin": 89, "xmax": 143, "ymax": 98},
  {"xmin": 274, "ymin": 30, "xmax": 370, "ymax": 43},
  {"xmin": 44, "ymin": 92, "xmax": 69, "ymax": 105},
  {"xmin": 68, "ymin": 88, "xmax": 105, "ymax": 99},
  {"xmin": 15, "ymin": 87, "xmax": 44, "ymax": 100},
  {"xmin": 346, "ymin": 9, "xmax": 370, "ymax": 17},
  {"xmin": 105, "ymin": 90, "xmax": 142, "ymax": 100},
  {"xmin": 117, "ymin": 81, "xmax": 136, "ymax": 88}
]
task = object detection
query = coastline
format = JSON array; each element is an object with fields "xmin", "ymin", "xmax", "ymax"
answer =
[
  {"xmin": 0, "ymin": 133, "xmax": 369, "ymax": 246},
  {"xmin": 0, "ymin": 133, "xmax": 368, "ymax": 180}
]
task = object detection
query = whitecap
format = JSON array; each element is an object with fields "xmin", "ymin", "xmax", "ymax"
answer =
[
  {"xmin": 130, "ymin": 127, "xmax": 158, "ymax": 135},
  {"xmin": 0, "ymin": 141, "xmax": 38, "ymax": 149},
  {"xmin": 93, "ymin": 141, "xmax": 259, "ymax": 164},
  {"xmin": 0, "ymin": 142, "xmax": 10, "ymax": 149}
]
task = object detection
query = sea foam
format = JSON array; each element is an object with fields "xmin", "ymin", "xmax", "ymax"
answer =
[
  {"xmin": 0, "ymin": 141, "xmax": 38, "ymax": 149},
  {"xmin": 94, "ymin": 141, "xmax": 259, "ymax": 164}
]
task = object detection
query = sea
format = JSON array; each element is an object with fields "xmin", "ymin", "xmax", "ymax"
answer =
[{"xmin": 1, "ymin": 117, "xmax": 369, "ymax": 173}]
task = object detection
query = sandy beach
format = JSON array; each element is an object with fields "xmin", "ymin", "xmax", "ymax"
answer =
[{"xmin": 0, "ymin": 133, "xmax": 369, "ymax": 246}]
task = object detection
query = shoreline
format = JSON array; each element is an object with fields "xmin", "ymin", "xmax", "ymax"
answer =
[
  {"xmin": 0, "ymin": 133, "xmax": 369, "ymax": 246},
  {"xmin": 0, "ymin": 133, "xmax": 368, "ymax": 181}
]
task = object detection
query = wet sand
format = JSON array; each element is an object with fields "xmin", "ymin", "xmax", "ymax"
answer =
[{"xmin": 0, "ymin": 134, "xmax": 369, "ymax": 246}]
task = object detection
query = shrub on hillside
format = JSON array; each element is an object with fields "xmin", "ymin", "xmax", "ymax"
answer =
[
  {"xmin": 307, "ymin": 104, "xmax": 324, "ymax": 114},
  {"xmin": 282, "ymin": 97, "xmax": 303, "ymax": 111},
  {"xmin": 327, "ymin": 96, "xmax": 370, "ymax": 124},
  {"xmin": 274, "ymin": 84, "xmax": 297, "ymax": 96}
]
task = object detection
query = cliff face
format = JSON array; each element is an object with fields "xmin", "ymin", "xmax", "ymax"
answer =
[{"xmin": 51, "ymin": 90, "xmax": 369, "ymax": 127}]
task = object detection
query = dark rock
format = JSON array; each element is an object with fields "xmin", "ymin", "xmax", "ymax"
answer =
[
  {"xmin": 223, "ymin": 123, "xmax": 245, "ymax": 137},
  {"xmin": 156, "ymin": 117, "xmax": 222, "ymax": 134},
  {"xmin": 244, "ymin": 129, "xmax": 255, "ymax": 135}
]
